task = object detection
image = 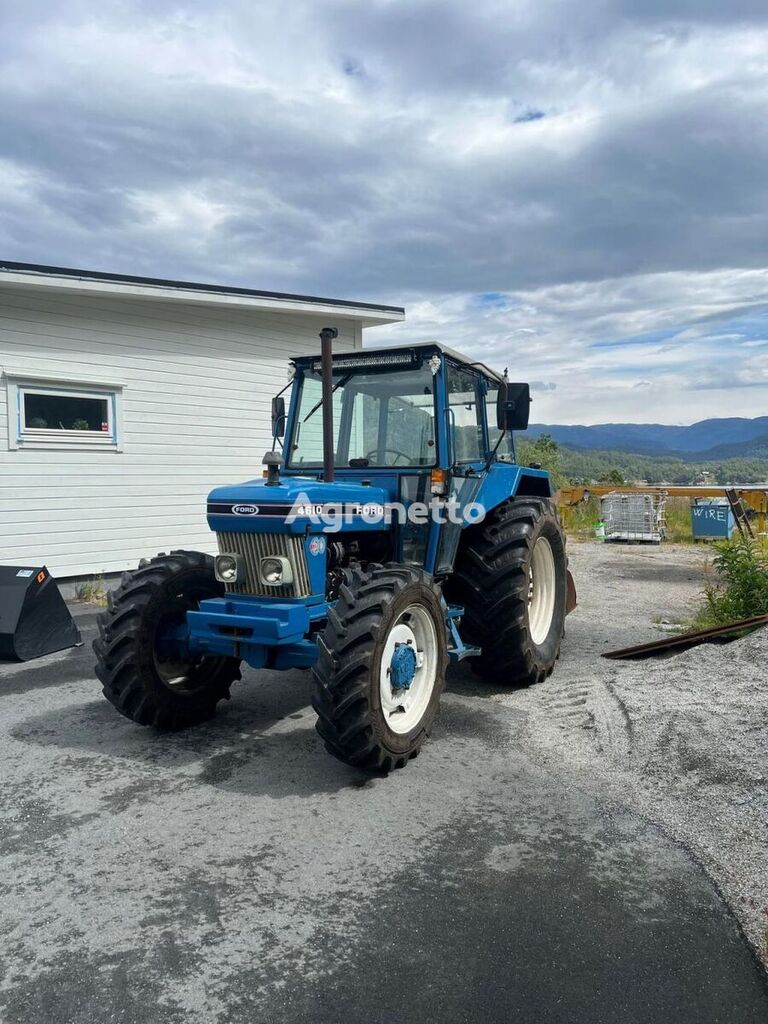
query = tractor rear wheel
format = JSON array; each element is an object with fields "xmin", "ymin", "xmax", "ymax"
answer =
[
  {"xmin": 312, "ymin": 564, "xmax": 449, "ymax": 772},
  {"xmin": 449, "ymin": 497, "xmax": 567, "ymax": 685},
  {"xmin": 93, "ymin": 550, "xmax": 241, "ymax": 730}
]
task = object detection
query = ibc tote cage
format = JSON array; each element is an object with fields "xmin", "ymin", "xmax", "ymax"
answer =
[{"xmin": 600, "ymin": 491, "xmax": 667, "ymax": 544}]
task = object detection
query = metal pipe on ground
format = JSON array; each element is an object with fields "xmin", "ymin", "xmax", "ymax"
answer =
[{"xmin": 602, "ymin": 613, "xmax": 768, "ymax": 660}]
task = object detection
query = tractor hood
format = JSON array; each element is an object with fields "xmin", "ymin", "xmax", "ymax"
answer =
[{"xmin": 206, "ymin": 476, "xmax": 389, "ymax": 534}]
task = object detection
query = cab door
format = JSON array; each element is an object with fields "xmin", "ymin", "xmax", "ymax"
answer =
[{"xmin": 431, "ymin": 363, "xmax": 485, "ymax": 574}]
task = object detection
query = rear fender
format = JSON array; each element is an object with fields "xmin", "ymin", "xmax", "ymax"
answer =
[{"xmin": 471, "ymin": 463, "xmax": 552, "ymax": 522}]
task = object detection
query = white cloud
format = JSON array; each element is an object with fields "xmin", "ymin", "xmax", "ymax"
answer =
[
  {"xmin": 1, "ymin": 1, "xmax": 768, "ymax": 422},
  {"xmin": 373, "ymin": 268, "xmax": 768, "ymax": 422}
]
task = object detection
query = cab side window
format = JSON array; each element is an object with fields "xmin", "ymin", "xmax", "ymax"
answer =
[{"xmin": 447, "ymin": 365, "xmax": 483, "ymax": 463}]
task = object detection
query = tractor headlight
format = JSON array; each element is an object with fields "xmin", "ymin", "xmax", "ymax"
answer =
[
  {"xmin": 260, "ymin": 556, "xmax": 293, "ymax": 586},
  {"xmin": 215, "ymin": 553, "xmax": 244, "ymax": 584}
]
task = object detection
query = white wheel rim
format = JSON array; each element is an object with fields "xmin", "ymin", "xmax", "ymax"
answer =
[
  {"xmin": 379, "ymin": 603, "xmax": 439, "ymax": 735},
  {"xmin": 528, "ymin": 536, "xmax": 556, "ymax": 646}
]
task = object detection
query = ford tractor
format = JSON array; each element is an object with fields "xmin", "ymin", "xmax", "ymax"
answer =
[{"xmin": 94, "ymin": 331, "xmax": 575, "ymax": 771}]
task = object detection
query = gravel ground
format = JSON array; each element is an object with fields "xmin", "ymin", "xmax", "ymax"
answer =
[
  {"xmin": 494, "ymin": 540, "xmax": 768, "ymax": 966},
  {"xmin": 2, "ymin": 543, "xmax": 768, "ymax": 1022}
]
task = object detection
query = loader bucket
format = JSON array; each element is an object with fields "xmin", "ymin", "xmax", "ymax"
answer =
[{"xmin": 0, "ymin": 566, "xmax": 82, "ymax": 662}]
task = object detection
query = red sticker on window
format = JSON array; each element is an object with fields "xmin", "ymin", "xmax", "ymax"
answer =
[{"xmin": 101, "ymin": 422, "xmax": 109, "ymax": 431}]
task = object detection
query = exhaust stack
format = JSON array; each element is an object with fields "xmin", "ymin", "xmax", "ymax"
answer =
[{"xmin": 319, "ymin": 326, "xmax": 338, "ymax": 482}]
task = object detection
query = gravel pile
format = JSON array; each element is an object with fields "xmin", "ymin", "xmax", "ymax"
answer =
[{"xmin": 497, "ymin": 541, "xmax": 768, "ymax": 964}]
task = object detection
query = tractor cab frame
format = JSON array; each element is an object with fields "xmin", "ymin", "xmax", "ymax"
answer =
[{"xmin": 279, "ymin": 343, "xmax": 546, "ymax": 573}]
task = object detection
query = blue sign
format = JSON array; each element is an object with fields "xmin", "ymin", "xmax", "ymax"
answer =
[{"xmin": 691, "ymin": 504, "xmax": 735, "ymax": 539}]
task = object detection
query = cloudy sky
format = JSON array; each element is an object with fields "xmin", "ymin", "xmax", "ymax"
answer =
[{"xmin": 2, "ymin": 1, "xmax": 768, "ymax": 424}]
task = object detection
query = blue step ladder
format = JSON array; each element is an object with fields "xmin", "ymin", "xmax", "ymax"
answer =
[{"xmin": 445, "ymin": 603, "xmax": 481, "ymax": 663}]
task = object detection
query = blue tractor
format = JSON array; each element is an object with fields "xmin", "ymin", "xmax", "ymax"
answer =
[{"xmin": 94, "ymin": 332, "xmax": 575, "ymax": 771}]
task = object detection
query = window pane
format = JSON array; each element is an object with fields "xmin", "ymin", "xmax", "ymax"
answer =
[
  {"xmin": 24, "ymin": 392, "xmax": 110, "ymax": 432},
  {"xmin": 447, "ymin": 366, "xmax": 483, "ymax": 462},
  {"xmin": 289, "ymin": 365, "xmax": 436, "ymax": 468},
  {"xmin": 383, "ymin": 395, "xmax": 434, "ymax": 464},
  {"xmin": 350, "ymin": 391, "xmax": 382, "ymax": 460},
  {"xmin": 290, "ymin": 377, "xmax": 344, "ymax": 465},
  {"xmin": 345, "ymin": 369, "xmax": 435, "ymax": 466}
]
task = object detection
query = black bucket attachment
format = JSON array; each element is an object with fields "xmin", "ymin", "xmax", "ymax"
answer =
[{"xmin": 0, "ymin": 566, "xmax": 82, "ymax": 661}]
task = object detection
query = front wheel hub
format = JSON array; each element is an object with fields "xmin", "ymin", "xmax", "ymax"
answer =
[{"xmin": 389, "ymin": 640, "xmax": 418, "ymax": 690}]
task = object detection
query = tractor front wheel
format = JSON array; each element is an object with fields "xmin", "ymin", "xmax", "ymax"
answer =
[
  {"xmin": 93, "ymin": 550, "xmax": 241, "ymax": 730},
  {"xmin": 312, "ymin": 564, "xmax": 448, "ymax": 772}
]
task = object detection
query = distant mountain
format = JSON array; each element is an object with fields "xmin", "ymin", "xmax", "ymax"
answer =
[
  {"xmin": 523, "ymin": 417, "xmax": 768, "ymax": 455},
  {"xmin": 690, "ymin": 434, "xmax": 768, "ymax": 460}
]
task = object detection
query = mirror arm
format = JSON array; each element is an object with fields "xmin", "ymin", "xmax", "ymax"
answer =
[
  {"xmin": 270, "ymin": 427, "xmax": 285, "ymax": 454},
  {"xmin": 483, "ymin": 429, "xmax": 507, "ymax": 473}
]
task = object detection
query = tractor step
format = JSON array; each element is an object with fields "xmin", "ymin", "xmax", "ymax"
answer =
[{"xmin": 445, "ymin": 603, "xmax": 481, "ymax": 662}]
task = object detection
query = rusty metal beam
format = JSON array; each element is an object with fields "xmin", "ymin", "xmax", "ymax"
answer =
[{"xmin": 602, "ymin": 613, "xmax": 768, "ymax": 660}]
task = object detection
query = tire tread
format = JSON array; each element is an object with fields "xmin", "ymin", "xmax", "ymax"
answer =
[
  {"xmin": 93, "ymin": 550, "xmax": 241, "ymax": 731},
  {"xmin": 448, "ymin": 497, "xmax": 567, "ymax": 686},
  {"xmin": 312, "ymin": 564, "xmax": 448, "ymax": 772}
]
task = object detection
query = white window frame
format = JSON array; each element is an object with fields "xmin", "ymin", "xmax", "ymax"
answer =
[{"xmin": 4, "ymin": 371, "xmax": 125, "ymax": 451}]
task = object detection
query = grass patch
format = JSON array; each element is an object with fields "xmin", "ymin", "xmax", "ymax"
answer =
[
  {"xmin": 663, "ymin": 497, "xmax": 694, "ymax": 543},
  {"xmin": 75, "ymin": 575, "xmax": 108, "ymax": 606}
]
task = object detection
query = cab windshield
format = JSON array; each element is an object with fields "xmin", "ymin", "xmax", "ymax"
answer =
[{"xmin": 287, "ymin": 362, "xmax": 436, "ymax": 468}]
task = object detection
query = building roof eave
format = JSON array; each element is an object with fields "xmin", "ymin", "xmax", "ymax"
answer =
[{"xmin": 0, "ymin": 261, "xmax": 405, "ymax": 327}]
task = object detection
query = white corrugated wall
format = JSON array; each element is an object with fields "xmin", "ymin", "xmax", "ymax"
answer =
[{"xmin": 0, "ymin": 286, "xmax": 361, "ymax": 577}]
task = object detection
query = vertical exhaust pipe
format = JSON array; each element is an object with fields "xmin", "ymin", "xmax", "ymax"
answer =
[{"xmin": 319, "ymin": 326, "xmax": 338, "ymax": 482}]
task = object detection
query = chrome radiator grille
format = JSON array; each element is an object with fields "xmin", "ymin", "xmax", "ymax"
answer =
[{"xmin": 216, "ymin": 532, "xmax": 311, "ymax": 598}]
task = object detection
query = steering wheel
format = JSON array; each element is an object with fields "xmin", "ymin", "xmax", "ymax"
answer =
[{"xmin": 364, "ymin": 447, "xmax": 415, "ymax": 466}]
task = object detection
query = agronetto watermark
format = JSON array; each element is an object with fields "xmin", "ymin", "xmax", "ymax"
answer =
[{"xmin": 286, "ymin": 492, "xmax": 486, "ymax": 534}]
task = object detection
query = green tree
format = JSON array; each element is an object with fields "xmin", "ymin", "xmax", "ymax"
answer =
[{"xmin": 517, "ymin": 433, "xmax": 567, "ymax": 489}]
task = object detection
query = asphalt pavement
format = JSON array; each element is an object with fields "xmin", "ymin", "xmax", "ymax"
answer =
[{"xmin": 1, "ymin": 605, "xmax": 766, "ymax": 1024}]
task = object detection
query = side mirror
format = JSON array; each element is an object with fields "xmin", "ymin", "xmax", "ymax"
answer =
[
  {"xmin": 496, "ymin": 382, "xmax": 531, "ymax": 431},
  {"xmin": 271, "ymin": 396, "xmax": 286, "ymax": 438}
]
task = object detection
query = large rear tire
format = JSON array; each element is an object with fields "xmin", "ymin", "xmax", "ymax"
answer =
[
  {"xmin": 448, "ymin": 497, "xmax": 567, "ymax": 685},
  {"xmin": 93, "ymin": 550, "xmax": 241, "ymax": 730},
  {"xmin": 312, "ymin": 564, "xmax": 449, "ymax": 772}
]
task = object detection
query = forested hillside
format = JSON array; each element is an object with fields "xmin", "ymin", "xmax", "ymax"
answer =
[
  {"xmin": 516, "ymin": 434, "xmax": 768, "ymax": 487},
  {"xmin": 560, "ymin": 447, "xmax": 768, "ymax": 485}
]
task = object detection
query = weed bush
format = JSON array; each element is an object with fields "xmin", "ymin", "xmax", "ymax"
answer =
[
  {"xmin": 560, "ymin": 495, "xmax": 601, "ymax": 541},
  {"xmin": 75, "ymin": 575, "xmax": 108, "ymax": 606},
  {"xmin": 696, "ymin": 538, "xmax": 768, "ymax": 627}
]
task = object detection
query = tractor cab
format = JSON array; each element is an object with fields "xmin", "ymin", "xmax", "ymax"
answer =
[
  {"xmin": 207, "ymin": 344, "xmax": 545, "ymax": 583},
  {"xmin": 94, "ymin": 335, "xmax": 572, "ymax": 773}
]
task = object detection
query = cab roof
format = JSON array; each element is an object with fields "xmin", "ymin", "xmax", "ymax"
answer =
[{"xmin": 291, "ymin": 342, "xmax": 505, "ymax": 384}]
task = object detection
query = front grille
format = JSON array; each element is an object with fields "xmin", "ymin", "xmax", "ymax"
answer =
[{"xmin": 216, "ymin": 532, "xmax": 311, "ymax": 598}]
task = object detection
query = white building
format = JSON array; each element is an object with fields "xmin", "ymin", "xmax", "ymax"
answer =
[{"xmin": 0, "ymin": 261, "xmax": 404, "ymax": 579}]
